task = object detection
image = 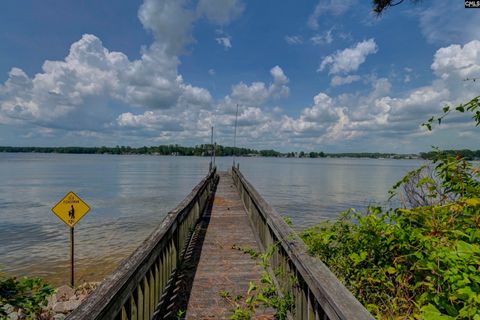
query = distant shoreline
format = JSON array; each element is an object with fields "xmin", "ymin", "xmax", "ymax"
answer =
[{"xmin": 1, "ymin": 146, "xmax": 479, "ymax": 160}]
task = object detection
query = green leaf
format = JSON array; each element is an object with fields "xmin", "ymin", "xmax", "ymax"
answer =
[
  {"xmin": 421, "ymin": 304, "xmax": 456, "ymax": 320},
  {"xmin": 456, "ymin": 286, "xmax": 476, "ymax": 301},
  {"xmin": 247, "ymin": 281, "xmax": 257, "ymax": 295},
  {"xmin": 417, "ymin": 176, "xmax": 435, "ymax": 187},
  {"xmin": 386, "ymin": 266, "xmax": 396, "ymax": 274},
  {"xmin": 234, "ymin": 294, "xmax": 243, "ymax": 302},
  {"xmin": 465, "ymin": 198, "xmax": 480, "ymax": 206},
  {"xmin": 457, "ymin": 241, "xmax": 479, "ymax": 255},
  {"xmin": 359, "ymin": 251, "xmax": 368, "ymax": 260},
  {"xmin": 349, "ymin": 252, "xmax": 367, "ymax": 265}
]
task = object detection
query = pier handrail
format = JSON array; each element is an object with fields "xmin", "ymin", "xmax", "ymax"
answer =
[
  {"xmin": 231, "ymin": 167, "xmax": 373, "ymax": 320},
  {"xmin": 67, "ymin": 168, "xmax": 217, "ymax": 320}
]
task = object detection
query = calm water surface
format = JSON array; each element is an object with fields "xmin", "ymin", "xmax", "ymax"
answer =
[
  {"xmin": 234, "ymin": 157, "xmax": 423, "ymax": 226},
  {"xmin": 0, "ymin": 153, "xmax": 423, "ymax": 285}
]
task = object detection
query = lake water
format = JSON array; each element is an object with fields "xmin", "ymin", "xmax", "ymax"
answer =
[{"xmin": 0, "ymin": 153, "xmax": 423, "ymax": 285}]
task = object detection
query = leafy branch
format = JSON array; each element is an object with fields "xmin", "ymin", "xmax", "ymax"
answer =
[{"xmin": 422, "ymin": 96, "xmax": 480, "ymax": 131}]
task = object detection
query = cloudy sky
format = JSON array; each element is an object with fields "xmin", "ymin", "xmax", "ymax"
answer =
[{"xmin": 0, "ymin": 0, "xmax": 479, "ymax": 152}]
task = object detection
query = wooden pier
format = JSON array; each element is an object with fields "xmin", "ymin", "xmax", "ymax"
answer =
[
  {"xmin": 67, "ymin": 168, "xmax": 373, "ymax": 320},
  {"xmin": 185, "ymin": 172, "xmax": 266, "ymax": 318}
]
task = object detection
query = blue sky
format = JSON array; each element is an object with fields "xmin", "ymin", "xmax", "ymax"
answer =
[{"xmin": 0, "ymin": 0, "xmax": 479, "ymax": 152}]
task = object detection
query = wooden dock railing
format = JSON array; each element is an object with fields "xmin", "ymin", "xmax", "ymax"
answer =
[
  {"xmin": 231, "ymin": 167, "xmax": 373, "ymax": 320},
  {"xmin": 67, "ymin": 168, "xmax": 217, "ymax": 320}
]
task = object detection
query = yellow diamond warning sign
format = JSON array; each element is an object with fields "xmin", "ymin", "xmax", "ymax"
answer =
[{"xmin": 52, "ymin": 192, "xmax": 90, "ymax": 227}]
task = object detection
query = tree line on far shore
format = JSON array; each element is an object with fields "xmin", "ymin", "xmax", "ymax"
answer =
[
  {"xmin": 419, "ymin": 149, "xmax": 480, "ymax": 161},
  {"xmin": 0, "ymin": 145, "xmax": 478, "ymax": 160}
]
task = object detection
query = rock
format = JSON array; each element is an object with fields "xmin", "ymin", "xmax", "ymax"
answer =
[
  {"xmin": 47, "ymin": 293, "xmax": 58, "ymax": 309},
  {"xmin": 76, "ymin": 293, "xmax": 88, "ymax": 302},
  {"xmin": 52, "ymin": 302, "xmax": 65, "ymax": 314},
  {"xmin": 2, "ymin": 304, "xmax": 14, "ymax": 314},
  {"xmin": 53, "ymin": 299, "xmax": 82, "ymax": 313},
  {"xmin": 8, "ymin": 312, "xmax": 19, "ymax": 320},
  {"xmin": 63, "ymin": 299, "xmax": 82, "ymax": 312},
  {"xmin": 38, "ymin": 310, "xmax": 51, "ymax": 320},
  {"xmin": 16, "ymin": 309, "xmax": 26, "ymax": 320},
  {"xmin": 53, "ymin": 314, "xmax": 66, "ymax": 320},
  {"xmin": 56, "ymin": 285, "xmax": 75, "ymax": 301},
  {"xmin": 75, "ymin": 282, "xmax": 99, "ymax": 296}
]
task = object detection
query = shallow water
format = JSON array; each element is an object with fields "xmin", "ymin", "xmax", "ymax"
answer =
[{"xmin": 0, "ymin": 153, "xmax": 422, "ymax": 285}]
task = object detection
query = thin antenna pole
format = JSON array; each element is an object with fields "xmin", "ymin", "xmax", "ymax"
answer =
[
  {"xmin": 210, "ymin": 126, "xmax": 214, "ymax": 170},
  {"xmin": 233, "ymin": 104, "xmax": 239, "ymax": 166}
]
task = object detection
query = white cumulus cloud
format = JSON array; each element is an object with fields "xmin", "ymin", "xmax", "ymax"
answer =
[
  {"xmin": 330, "ymin": 75, "xmax": 361, "ymax": 86},
  {"xmin": 319, "ymin": 38, "xmax": 378, "ymax": 75},
  {"xmin": 431, "ymin": 40, "xmax": 480, "ymax": 81},
  {"xmin": 138, "ymin": 0, "xmax": 195, "ymax": 55},
  {"xmin": 229, "ymin": 65, "xmax": 289, "ymax": 106}
]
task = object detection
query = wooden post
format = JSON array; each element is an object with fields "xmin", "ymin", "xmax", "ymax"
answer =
[{"xmin": 70, "ymin": 226, "xmax": 75, "ymax": 287}]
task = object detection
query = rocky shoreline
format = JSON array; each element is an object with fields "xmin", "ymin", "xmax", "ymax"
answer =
[{"xmin": 2, "ymin": 282, "xmax": 98, "ymax": 320}]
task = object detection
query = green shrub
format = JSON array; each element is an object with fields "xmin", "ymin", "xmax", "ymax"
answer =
[
  {"xmin": 300, "ymin": 157, "xmax": 480, "ymax": 318},
  {"xmin": 301, "ymin": 199, "xmax": 480, "ymax": 319},
  {"xmin": 0, "ymin": 273, "xmax": 54, "ymax": 318}
]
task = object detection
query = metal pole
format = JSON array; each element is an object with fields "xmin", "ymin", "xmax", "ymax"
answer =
[
  {"xmin": 210, "ymin": 126, "xmax": 214, "ymax": 170},
  {"xmin": 70, "ymin": 226, "xmax": 75, "ymax": 287},
  {"xmin": 213, "ymin": 142, "xmax": 216, "ymax": 167},
  {"xmin": 233, "ymin": 104, "xmax": 239, "ymax": 166}
]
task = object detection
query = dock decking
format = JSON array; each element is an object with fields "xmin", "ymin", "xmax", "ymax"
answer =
[{"xmin": 185, "ymin": 172, "xmax": 266, "ymax": 319}]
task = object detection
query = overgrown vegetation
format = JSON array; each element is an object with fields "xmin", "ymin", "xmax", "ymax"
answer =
[
  {"xmin": 0, "ymin": 271, "xmax": 54, "ymax": 319},
  {"xmin": 300, "ymin": 97, "xmax": 480, "ymax": 319},
  {"xmin": 220, "ymin": 244, "xmax": 294, "ymax": 320}
]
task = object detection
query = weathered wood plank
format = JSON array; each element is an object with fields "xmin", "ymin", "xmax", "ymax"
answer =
[{"xmin": 130, "ymin": 292, "xmax": 137, "ymax": 320}]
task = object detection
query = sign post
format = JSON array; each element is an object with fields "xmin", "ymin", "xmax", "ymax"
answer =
[
  {"xmin": 70, "ymin": 226, "xmax": 74, "ymax": 287},
  {"xmin": 52, "ymin": 191, "xmax": 90, "ymax": 287}
]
